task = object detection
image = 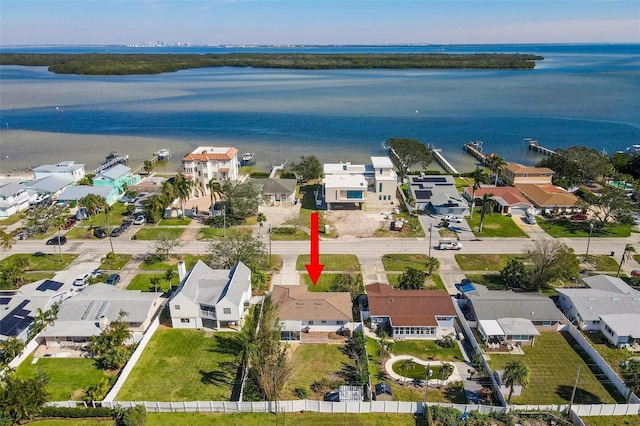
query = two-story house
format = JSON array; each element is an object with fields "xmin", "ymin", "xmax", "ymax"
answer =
[
  {"xmin": 169, "ymin": 260, "xmax": 252, "ymax": 330},
  {"xmin": 504, "ymin": 163, "xmax": 578, "ymax": 214},
  {"xmin": 368, "ymin": 156, "xmax": 398, "ymax": 202},
  {"xmin": 182, "ymin": 146, "xmax": 239, "ymax": 195},
  {"xmin": 502, "ymin": 163, "xmax": 555, "ymax": 186},
  {"xmin": 0, "ymin": 182, "xmax": 33, "ymax": 217},
  {"xmin": 93, "ymin": 164, "xmax": 141, "ymax": 194},
  {"xmin": 32, "ymin": 161, "xmax": 85, "ymax": 182}
]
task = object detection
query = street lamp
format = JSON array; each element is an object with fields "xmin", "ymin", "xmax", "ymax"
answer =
[
  {"xmin": 585, "ymin": 222, "xmax": 594, "ymax": 262},
  {"xmin": 428, "ymin": 225, "xmax": 433, "ymax": 258}
]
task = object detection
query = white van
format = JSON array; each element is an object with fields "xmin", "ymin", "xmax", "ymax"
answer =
[{"xmin": 439, "ymin": 240, "xmax": 462, "ymax": 250}]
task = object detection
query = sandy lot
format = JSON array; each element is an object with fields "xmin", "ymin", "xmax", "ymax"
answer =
[{"xmin": 325, "ymin": 201, "xmax": 398, "ymax": 238}]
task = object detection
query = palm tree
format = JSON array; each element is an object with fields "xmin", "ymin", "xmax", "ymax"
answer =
[
  {"xmin": 424, "ymin": 257, "xmax": 440, "ymax": 276},
  {"xmin": 400, "ymin": 359, "xmax": 415, "ymax": 386},
  {"xmin": 503, "ymin": 360, "xmax": 530, "ymax": 402},
  {"xmin": 257, "ymin": 212, "xmax": 267, "ymax": 236},
  {"xmin": 490, "ymin": 155, "xmax": 507, "ymax": 186},
  {"xmin": 0, "ymin": 336, "xmax": 26, "ymax": 365},
  {"xmin": 49, "ymin": 205, "xmax": 69, "ymax": 262},
  {"xmin": 469, "ymin": 167, "xmax": 489, "ymax": 219},
  {"xmin": 478, "ymin": 193, "xmax": 496, "ymax": 233},
  {"xmin": 149, "ymin": 276, "xmax": 162, "ymax": 292},
  {"xmin": 439, "ymin": 363, "xmax": 454, "ymax": 388},
  {"xmin": 622, "ymin": 358, "xmax": 640, "ymax": 403},
  {"xmin": 206, "ymin": 178, "xmax": 222, "ymax": 207},
  {"xmin": 30, "ymin": 304, "xmax": 59, "ymax": 338},
  {"xmin": 164, "ymin": 268, "xmax": 175, "ymax": 290},
  {"xmin": 173, "ymin": 173, "xmax": 195, "ymax": 218},
  {"xmin": 616, "ymin": 244, "xmax": 636, "ymax": 277},
  {"xmin": 0, "ymin": 230, "xmax": 16, "ymax": 252},
  {"xmin": 161, "ymin": 180, "xmax": 175, "ymax": 205},
  {"xmin": 378, "ymin": 338, "xmax": 394, "ymax": 366}
]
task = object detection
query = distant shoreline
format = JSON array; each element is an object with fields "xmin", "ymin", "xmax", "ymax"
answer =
[{"xmin": 0, "ymin": 52, "xmax": 543, "ymax": 75}]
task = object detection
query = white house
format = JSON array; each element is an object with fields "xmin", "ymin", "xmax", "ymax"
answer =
[
  {"xmin": 271, "ymin": 285, "xmax": 355, "ymax": 341},
  {"xmin": 369, "ymin": 156, "xmax": 398, "ymax": 202},
  {"xmin": 182, "ymin": 146, "xmax": 239, "ymax": 195},
  {"xmin": 32, "ymin": 161, "xmax": 85, "ymax": 182},
  {"xmin": 39, "ymin": 283, "xmax": 163, "ymax": 347},
  {"xmin": 169, "ymin": 260, "xmax": 252, "ymax": 330},
  {"xmin": 557, "ymin": 275, "xmax": 640, "ymax": 347},
  {"xmin": 0, "ymin": 182, "xmax": 33, "ymax": 217}
]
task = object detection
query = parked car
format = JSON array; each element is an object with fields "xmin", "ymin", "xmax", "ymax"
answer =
[
  {"xmin": 46, "ymin": 236, "xmax": 67, "ymax": 245},
  {"xmin": 524, "ymin": 214, "xmax": 537, "ymax": 224},
  {"xmin": 133, "ymin": 215, "xmax": 146, "ymax": 225},
  {"xmin": 105, "ymin": 274, "xmax": 121, "ymax": 285},
  {"xmin": 110, "ymin": 227, "xmax": 123, "ymax": 237},
  {"xmin": 93, "ymin": 228, "xmax": 107, "ymax": 238},
  {"xmin": 121, "ymin": 220, "xmax": 133, "ymax": 229},
  {"xmin": 74, "ymin": 274, "xmax": 89, "ymax": 286},
  {"xmin": 570, "ymin": 214, "xmax": 588, "ymax": 221},
  {"xmin": 631, "ymin": 270, "xmax": 640, "ymax": 277},
  {"xmin": 443, "ymin": 215, "xmax": 463, "ymax": 223}
]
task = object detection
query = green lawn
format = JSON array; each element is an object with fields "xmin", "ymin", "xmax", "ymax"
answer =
[
  {"xmin": 158, "ymin": 218, "xmax": 191, "ymax": 226},
  {"xmin": 301, "ymin": 274, "xmax": 345, "ymax": 292},
  {"xmin": 197, "ymin": 226, "xmax": 252, "ymax": 240},
  {"xmin": 464, "ymin": 273, "xmax": 507, "ymax": 290},
  {"xmin": 582, "ymin": 331, "xmax": 630, "ymax": 375},
  {"xmin": 99, "ymin": 254, "xmax": 132, "ymax": 271},
  {"xmin": 392, "ymin": 339, "xmax": 464, "ymax": 362},
  {"xmin": 296, "ymin": 254, "xmax": 360, "ymax": 271},
  {"xmin": 2, "ymin": 253, "xmax": 78, "ymax": 271},
  {"xmin": 455, "ymin": 254, "xmax": 525, "ymax": 271},
  {"xmin": 28, "ymin": 413, "xmax": 418, "ymax": 426},
  {"xmin": 282, "ymin": 344, "xmax": 352, "ymax": 400},
  {"xmin": 139, "ymin": 254, "xmax": 206, "ymax": 271},
  {"xmin": 584, "ymin": 255, "xmax": 620, "ymax": 272},
  {"xmin": 126, "ymin": 273, "xmax": 179, "ymax": 292},
  {"xmin": 538, "ymin": 218, "xmax": 632, "ymax": 238},
  {"xmin": 0, "ymin": 212, "xmax": 25, "ymax": 225},
  {"xmin": 387, "ymin": 273, "xmax": 445, "ymax": 290},
  {"xmin": 116, "ymin": 329, "xmax": 241, "ymax": 401},
  {"xmin": 487, "ymin": 332, "xmax": 622, "ymax": 404},
  {"xmin": 582, "ymin": 415, "xmax": 640, "ymax": 426},
  {"xmin": 391, "ymin": 362, "xmax": 449, "ymax": 381},
  {"xmin": 15, "ymin": 354, "xmax": 113, "ymax": 401},
  {"xmin": 270, "ymin": 226, "xmax": 310, "ymax": 241},
  {"xmin": 23, "ymin": 271, "xmax": 56, "ymax": 283},
  {"xmin": 133, "ymin": 227, "xmax": 185, "ymax": 240},
  {"xmin": 382, "ymin": 254, "xmax": 431, "ymax": 271},
  {"xmin": 466, "ymin": 210, "xmax": 528, "ymax": 237}
]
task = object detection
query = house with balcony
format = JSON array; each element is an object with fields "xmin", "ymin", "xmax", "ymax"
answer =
[
  {"xmin": 272, "ymin": 285, "xmax": 355, "ymax": 341},
  {"xmin": 169, "ymin": 260, "xmax": 252, "ymax": 330},
  {"xmin": 364, "ymin": 283, "xmax": 456, "ymax": 340},
  {"xmin": 182, "ymin": 146, "xmax": 239, "ymax": 196},
  {"xmin": 93, "ymin": 164, "xmax": 141, "ymax": 194},
  {"xmin": 0, "ymin": 182, "xmax": 33, "ymax": 217},
  {"xmin": 502, "ymin": 163, "xmax": 554, "ymax": 186},
  {"xmin": 557, "ymin": 275, "xmax": 640, "ymax": 348},
  {"xmin": 369, "ymin": 156, "xmax": 398, "ymax": 202},
  {"xmin": 32, "ymin": 161, "xmax": 85, "ymax": 182}
]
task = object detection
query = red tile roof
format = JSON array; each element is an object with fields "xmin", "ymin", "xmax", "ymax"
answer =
[
  {"xmin": 182, "ymin": 147, "xmax": 238, "ymax": 162},
  {"xmin": 465, "ymin": 186, "xmax": 532, "ymax": 206},
  {"xmin": 365, "ymin": 283, "xmax": 456, "ymax": 327}
]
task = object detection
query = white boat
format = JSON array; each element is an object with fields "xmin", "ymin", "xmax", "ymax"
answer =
[
  {"xmin": 241, "ymin": 152, "xmax": 254, "ymax": 165},
  {"xmin": 625, "ymin": 144, "xmax": 640, "ymax": 155},
  {"xmin": 156, "ymin": 149, "xmax": 171, "ymax": 160}
]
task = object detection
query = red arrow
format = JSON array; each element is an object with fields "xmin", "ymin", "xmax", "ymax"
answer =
[{"xmin": 305, "ymin": 212, "xmax": 324, "ymax": 285}]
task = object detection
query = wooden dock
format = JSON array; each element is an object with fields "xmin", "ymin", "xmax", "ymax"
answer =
[
  {"xmin": 526, "ymin": 138, "xmax": 555, "ymax": 155},
  {"xmin": 432, "ymin": 149, "xmax": 459, "ymax": 175},
  {"xmin": 463, "ymin": 141, "xmax": 488, "ymax": 164}
]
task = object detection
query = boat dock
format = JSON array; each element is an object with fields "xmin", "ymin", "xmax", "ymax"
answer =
[
  {"xmin": 463, "ymin": 141, "xmax": 488, "ymax": 164},
  {"xmin": 526, "ymin": 138, "xmax": 555, "ymax": 155},
  {"xmin": 91, "ymin": 153, "xmax": 129, "ymax": 175},
  {"xmin": 432, "ymin": 149, "xmax": 459, "ymax": 175}
]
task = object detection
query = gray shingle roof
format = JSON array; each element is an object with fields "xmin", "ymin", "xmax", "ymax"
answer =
[
  {"xmin": 465, "ymin": 284, "xmax": 564, "ymax": 322},
  {"xmin": 97, "ymin": 164, "xmax": 131, "ymax": 181},
  {"xmin": 176, "ymin": 260, "xmax": 250, "ymax": 306},
  {"xmin": 57, "ymin": 185, "xmax": 114, "ymax": 201},
  {"xmin": 251, "ymin": 178, "xmax": 297, "ymax": 195},
  {"xmin": 25, "ymin": 175, "xmax": 74, "ymax": 193}
]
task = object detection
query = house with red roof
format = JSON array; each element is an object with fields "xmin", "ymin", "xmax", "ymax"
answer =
[
  {"xmin": 463, "ymin": 185, "xmax": 533, "ymax": 215},
  {"xmin": 182, "ymin": 146, "xmax": 239, "ymax": 196},
  {"xmin": 364, "ymin": 283, "xmax": 456, "ymax": 340}
]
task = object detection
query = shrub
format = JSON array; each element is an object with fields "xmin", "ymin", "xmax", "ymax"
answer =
[
  {"xmin": 40, "ymin": 406, "xmax": 113, "ymax": 418},
  {"xmin": 294, "ymin": 387, "xmax": 309, "ymax": 399},
  {"xmin": 436, "ymin": 335, "xmax": 456, "ymax": 348},
  {"xmin": 113, "ymin": 404, "xmax": 147, "ymax": 426},
  {"xmin": 431, "ymin": 406, "xmax": 464, "ymax": 426}
]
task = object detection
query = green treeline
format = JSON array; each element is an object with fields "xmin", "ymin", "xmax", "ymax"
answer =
[{"xmin": 0, "ymin": 52, "xmax": 543, "ymax": 75}]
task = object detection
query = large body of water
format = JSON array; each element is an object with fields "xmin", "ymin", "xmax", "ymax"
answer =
[{"xmin": 0, "ymin": 44, "xmax": 638, "ymax": 174}]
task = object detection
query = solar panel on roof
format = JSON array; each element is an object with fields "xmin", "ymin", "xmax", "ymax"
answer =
[
  {"xmin": 0, "ymin": 297, "xmax": 10, "ymax": 305},
  {"xmin": 414, "ymin": 190, "xmax": 433, "ymax": 199},
  {"xmin": 36, "ymin": 280, "xmax": 63, "ymax": 292}
]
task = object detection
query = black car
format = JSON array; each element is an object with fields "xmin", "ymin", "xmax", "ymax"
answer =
[
  {"xmin": 106, "ymin": 274, "xmax": 121, "ymax": 285},
  {"xmin": 94, "ymin": 228, "xmax": 107, "ymax": 238},
  {"xmin": 46, "ymin": 236, "xmax": 67, "ymax": 245},
  {"xmin": 110, "ymin": 227, "xmax": 123, "ymax": 237}
]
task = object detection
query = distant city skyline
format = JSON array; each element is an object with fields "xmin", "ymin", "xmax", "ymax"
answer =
[{"xmin": 1, "ymin": 1, "xmax": 638, "ymax": 46}]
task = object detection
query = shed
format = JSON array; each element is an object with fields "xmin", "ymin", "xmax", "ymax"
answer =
[
  {"xmin": 339, "ymin": 385, "xmax": 364, "ymax": 402},
  {"xmin": 374, "ymin": 383, "xmax": 393, "ymax": 401}
]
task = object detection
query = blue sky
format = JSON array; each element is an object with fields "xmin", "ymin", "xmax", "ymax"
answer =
[{"xmin": 1, "ymin": 1, "xmax": 638, "ymax": 46}]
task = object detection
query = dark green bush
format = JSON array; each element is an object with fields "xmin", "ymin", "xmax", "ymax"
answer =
[{"xmin": 40, "ymin": 406, "xmax": 113, "ymax": 418}]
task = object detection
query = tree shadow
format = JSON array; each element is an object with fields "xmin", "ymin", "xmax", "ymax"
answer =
[
  {"xmin": 207, "ymin": 333, "xmax": 243, "ymax": 356},
  {"xmin": 556, "ymin": 385, "xmax": 604, "ymax": 404},
  {"xmin": 199, "ymin": 369, "xmax": 230, "ymax": 386},
  {"xmin": 339, "ymin": 362, "xmax": 360, "ymax": 383}
]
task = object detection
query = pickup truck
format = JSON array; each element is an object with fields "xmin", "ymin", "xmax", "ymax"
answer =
[{"xmin": 439, "ymin": 240, "xmax": 462, "ymax": 250}]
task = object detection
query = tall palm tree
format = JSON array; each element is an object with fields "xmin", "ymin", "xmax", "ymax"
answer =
[
  {"xmin": 378, "ymin": 338, "xmax": 394, "ymax": 365},
  {"xmin": 206, "ymin": 178, "xmax": 222, "ymax": 207},
  {"xmin": 478, "ymin": 193, "xmax": 496, "ymax": 233},
  {"xmin": 164, "ymin": 268, "xmax": 175, "ymax": 289},
  {"xmin": 490, "ymin": 155, "xmax": 507, "ymax": 186},
  {"xmin": 616, "ymin": 244, "xmax": 636, "ymax": 277},
  {"xmin": 425, "ymin": 257, "xmax": 440, "ymax": 276},
  {"xmin": 503, "ymin": 360, "xmax": 530, "ymax": 402},
  {"xmin": 469, "ymin": 167, "xmax": 489, "ymax": 219},
  {"xmin": 400, "ymin": 358, "xmax": 415, "ymax": 386},
  {"xmin": 149, "ymin": 276, "xmax": 162, "ymax": 292},
  {"xmin": 173, "ymin": 173, "xmax": 195, "ymax": 218},
  {"xmin": 30, "ymin": 304, "xmax": 59, "ymax": 338},
  {"xmin": 0, "ymin": 336, "xmax": 26, "ymax": 364},
  {"xmin": 49, "ymin": 205, "xmax": 69, "ymax": 262},
  {"xmin": 161, "ymin": 180, "xmax": 175, "ymax": 205},
  {"xmin": 0, "ymin": 230, "xmax": 16, "ymax": 252}
]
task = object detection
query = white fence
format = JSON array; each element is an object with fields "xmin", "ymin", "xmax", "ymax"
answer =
[
  {"xmin": 103, "ymin": 316, "xmax": 160, "ymax": 402},
  {"xmin": 571, "ymin": 403, "xmax": 640, "ymax": 416},
  {"xmin": 564, "ymin": 323, "xmax": 639, "ymax": 404}
]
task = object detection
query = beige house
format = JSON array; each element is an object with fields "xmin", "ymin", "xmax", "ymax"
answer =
[
  {"xmin": 515, "ymin": 183, "xmax": 578, "ymax": 214},
  {"xmin": 182, "ymin": 146, "xmax": 239, "ymax": 195},
  {"xmin": 272, "ymin": 285, "xmax": 355, "ymax": 341},
  {"xmin": 502, "ymin": 163, "xmax": 554, "ymax": 185}
]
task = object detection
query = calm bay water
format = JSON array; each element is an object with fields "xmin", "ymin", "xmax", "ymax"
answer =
[{"xmin": 0, "ymin": 44, "xmax": 638, "ymax": 173}]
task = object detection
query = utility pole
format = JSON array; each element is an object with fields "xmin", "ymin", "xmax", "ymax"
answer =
[
  {"xmin": 269, "ymin": 225, "xmax": 272, "ymax": 268},
  {"xmin": 428, "ymin": 225, "xmax": 432, "ymax": 258},
  {"xmin": 423, "ymin": 364, "xmax": 433, "ymax": 426},
  {"xmin": 568, "ymin": 365, "xmax": 581, "ymax": 415}
]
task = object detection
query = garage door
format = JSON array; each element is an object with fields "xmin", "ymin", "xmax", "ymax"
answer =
[{"xmin": 510, "ymin": 207, "xmax": 529, "ymax": 216}]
